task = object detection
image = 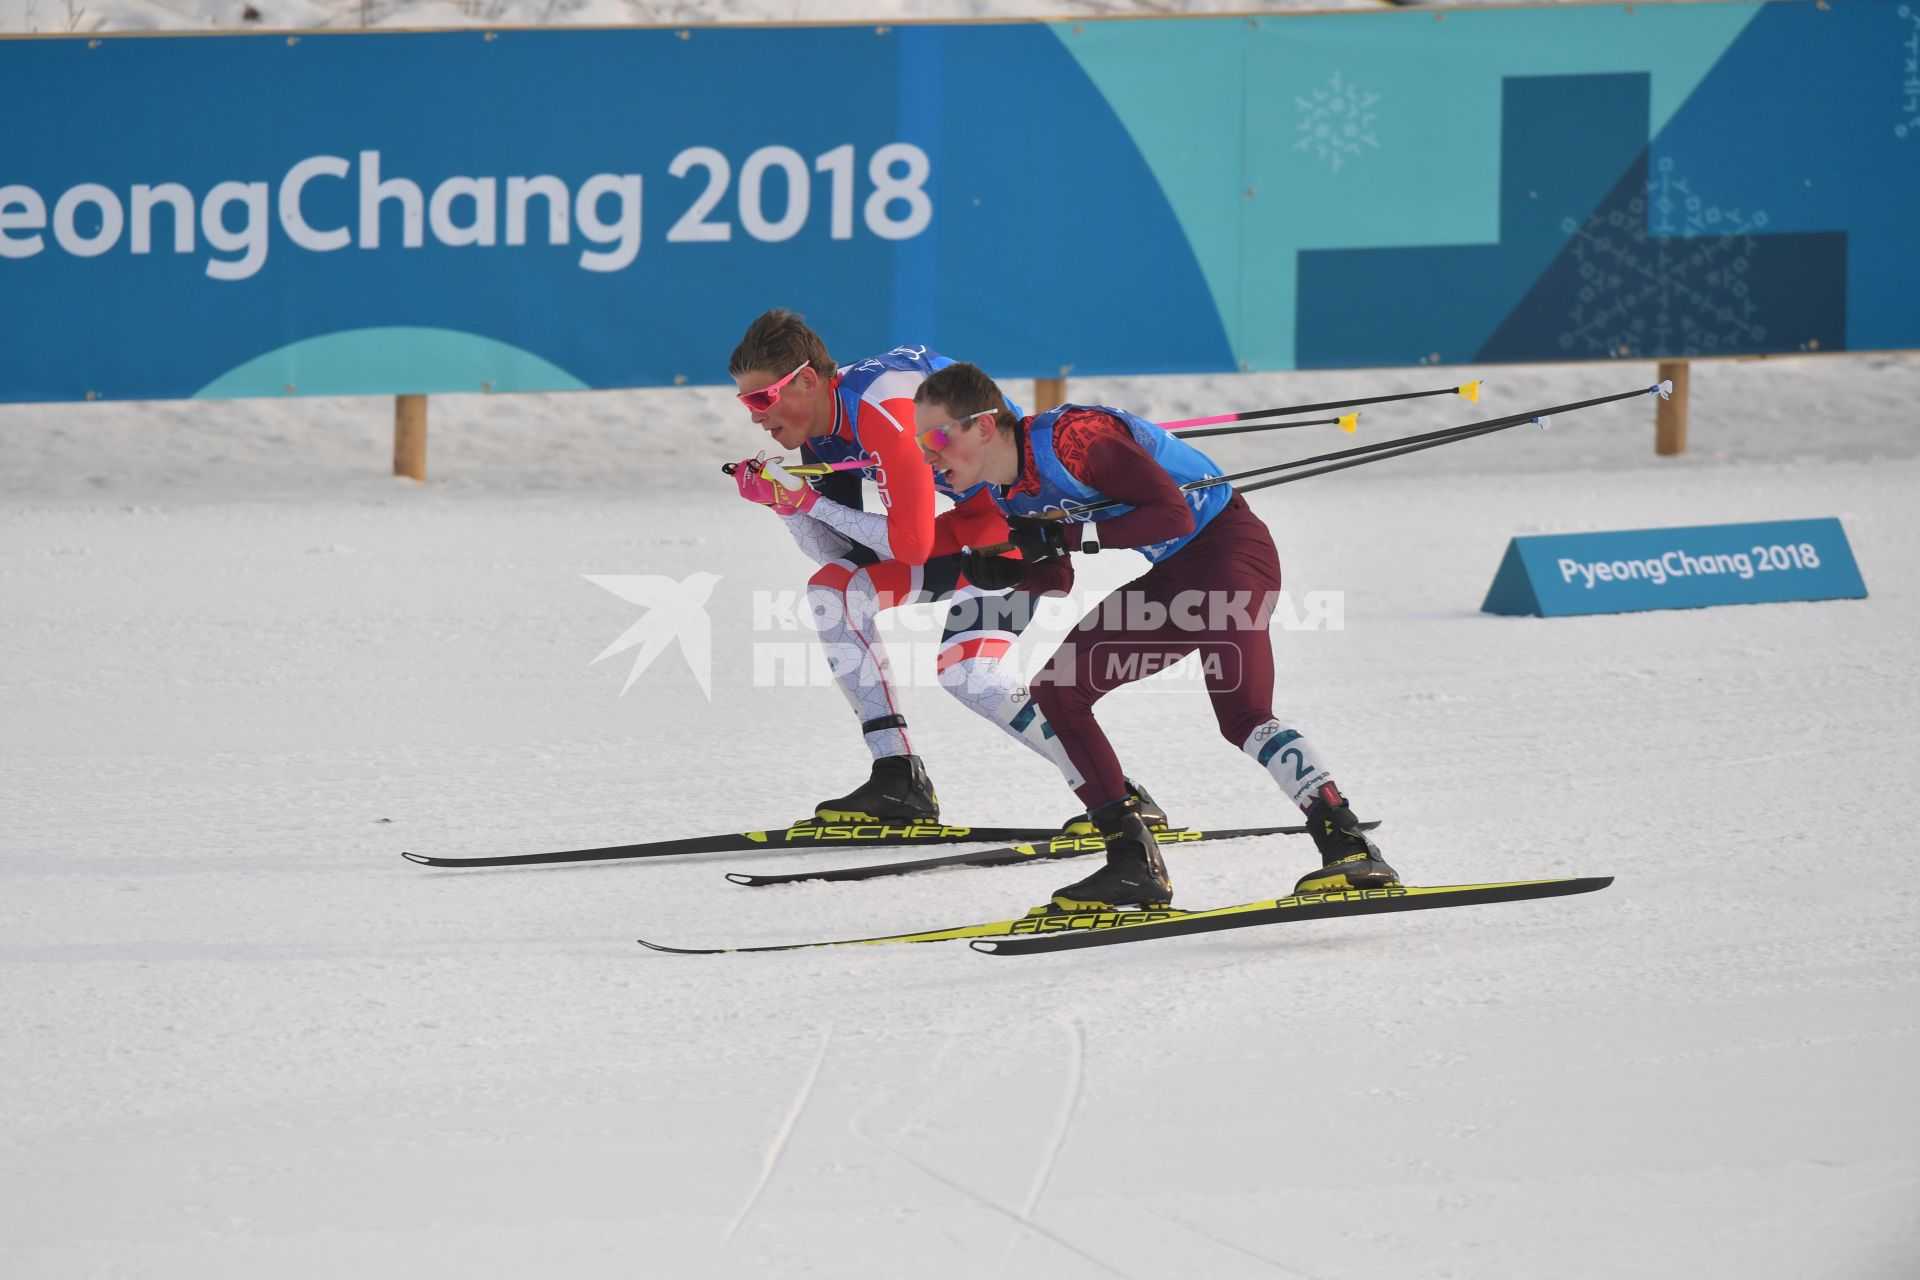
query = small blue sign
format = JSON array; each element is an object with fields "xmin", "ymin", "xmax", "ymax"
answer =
[{"xmin": 1481, "ymin": 518, "xmax": 1867, "ymax": 617}]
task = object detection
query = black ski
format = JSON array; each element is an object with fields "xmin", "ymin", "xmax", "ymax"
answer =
[
  {"xmin": 403, "ymin": 822, "xmax": 1059, "ymax": 869},
  {"xmin": 635, "ymin": 876, "xmax": 1609, "ymax": 955},
  {"xmin": 972, "ymin": 877, "xmax": 1614, "ymax": 956},
  {"xmin": 721, "ymin": 821, "xmax": 1380, "ymax": 887}
]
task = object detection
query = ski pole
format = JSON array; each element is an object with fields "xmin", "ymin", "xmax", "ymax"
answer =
[
  {"xmin": 720, "ymin": 410, "xmax": 1363, "ymax": 479},
  {"xmin": 1051, "ymin": 381, "xmax": 1669, "ymax": 518},
  {"xmin": 723, "ymin": 384, "xmax": 1472, "ymax": 480},
  {"xmin": 1237, "ymin": 419, "xmax": 1542, "ymax": 494},
  {"xmin": 719, "ymin": 457, "xmax": 870, "ymax": 478},
  {"xmin": 1156, "ymin": 381, "xmax": 1479, "ymax": 431},
  {"xmin": 1172, "ymin": 413, "xmax": 1357, "ymax": 440},
  {"xmin": 780, "ymin": 459, "xmax": 871, "ymax": 477}
]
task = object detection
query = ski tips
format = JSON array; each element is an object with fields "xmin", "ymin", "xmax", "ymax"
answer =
[
  {"xmin": 636, "ymin": 936, "xmax": 720, "ymax": 954},
  {"xmin": 1458, "ymin": 380, "xmax": 1482, "ymax": 403},
  {"xmin": 400, "ymin": 852, "xmax": 430, "ymax": 865},
  {"xmin": 1337, "ymin": 412, "xmax": 1359, "ymax": 434},
  {"xmin": 723, "ymin": 873, "xmax": 756, "ymax": 885}
]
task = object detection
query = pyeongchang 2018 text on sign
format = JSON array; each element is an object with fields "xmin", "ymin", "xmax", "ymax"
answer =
[
  {"xmin": 3, "ymin": 1, "xmax": 1916, "ymax": 403},
  {"xmin": 1481, "ymin": 519, "xmax": 1867, "ymax": 618}
]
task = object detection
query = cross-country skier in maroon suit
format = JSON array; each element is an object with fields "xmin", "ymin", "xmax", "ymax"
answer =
[{"xmin": 912, "ymin": 362, "xmax": 1399, "ymax": 911}]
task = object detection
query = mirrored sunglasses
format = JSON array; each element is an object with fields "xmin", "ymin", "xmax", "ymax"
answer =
[
  {"xmin": 737, "ymin": 360, "xmax": 810, "ymax": 413},
  {"xmin": 917, "ymin": 409, "xmax": 998, "ymax": 451}
]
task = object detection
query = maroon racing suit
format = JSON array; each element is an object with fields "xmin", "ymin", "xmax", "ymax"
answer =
[{"xmin": 1021, "ymin": 421, "xmax": 1285, "ymax": 810}]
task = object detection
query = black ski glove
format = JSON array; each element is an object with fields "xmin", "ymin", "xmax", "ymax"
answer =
[
  {"xmin": 1007, "ymin": 518, "xmax": 1069, "ymax": 563},
  {"xmin": 959, "ymin": 549, "xmax": 1030, "ymax": 592}
]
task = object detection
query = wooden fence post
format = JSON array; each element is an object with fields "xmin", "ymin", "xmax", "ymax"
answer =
[
  {"xmin": 1034, "ymin": 375, "xmax": 1067, "ymax": 412},
  {"xmin": 1655, "ymin": 360, "xmax": 1689, "ymax": 456},
  {"xmin": 394, "ymin": 394, "xmax": 427, "ymax": 480}
]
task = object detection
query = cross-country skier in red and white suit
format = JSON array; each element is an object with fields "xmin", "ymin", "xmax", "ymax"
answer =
[{"xmin": 727, "ymin": 309, "xmax": 1167, "ymax": 829}]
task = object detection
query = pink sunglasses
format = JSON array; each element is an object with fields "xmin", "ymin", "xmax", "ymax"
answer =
[
  {"xmin": 916, "ymin": 409, "xmax": 998, "ymax": 451},
  {"xmin": 737, "ymin": 361, "xmax": 810, "ymax": 413}
]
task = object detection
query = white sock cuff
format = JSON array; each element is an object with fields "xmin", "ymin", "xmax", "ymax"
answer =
[{"xmin": 1244, "ymin": 720, "xmax": 1335, "ymax": 809}]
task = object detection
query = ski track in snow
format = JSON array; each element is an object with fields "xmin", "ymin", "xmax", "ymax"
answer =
[
  {"xmin": 721, "ymin": 1020, "xmax": 835, "ymax": 1247},
  {"xmin": 1152, "ymin": 1207, "xmax": 1327, "ymax": 1280},
  {"xmin": 1697, "ymin": 1175, "xmax": 1920, "ymax": 1250},
  {"xmin": 993, "ymin": 1015, "xmax": 1085, "ymax": 1277},
  {"xmin": 850, "ymin": 1095, "xmax": 1134, "ymax": 1279}
]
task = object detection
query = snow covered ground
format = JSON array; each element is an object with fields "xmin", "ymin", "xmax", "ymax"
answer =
[
  {"xmin": 5, "ymin": 1, "xmax": 1920, "ymax": 1276},
  {"xmin": 5, "ymin": 351, "xmax": 1919, "ymax": 1279},
  {"xmin": 0, "ymin": 0, "xmax": 1375, "ymax": 38}
]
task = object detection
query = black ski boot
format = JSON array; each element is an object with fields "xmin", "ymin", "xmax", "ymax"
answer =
[
  {"xmin": 812, "ymin": 754, "xmax": 940, "ymax": 823},
  {"xmin": 1050, "ymin": 794, "xmax": 1173, "ymax": 911},
  {"xmin": 1060, "ymin": 778, "xmax": 1169, "ymax": 835},
  {"xmin": 1294, "ymin": 784, "xmax": 1399, "ymax": 893}
]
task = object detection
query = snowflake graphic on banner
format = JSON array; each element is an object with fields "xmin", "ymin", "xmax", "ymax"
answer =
[
  {"xmin": 1556, "ymin": 158, "xmax": 1773, "ymax": 358},
  {"xmin": 1294, "ymin": 71, "xmax": 1380, "ymax": 173}
]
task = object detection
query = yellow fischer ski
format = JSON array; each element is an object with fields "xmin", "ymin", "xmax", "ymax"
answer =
[
  {"xmin": 635, "ymin": 877, "xmax": 1612, "ymax": 956},
  {"xmin": 404, "ymin": 821, "xmax": 1058, "ymax": 869}
]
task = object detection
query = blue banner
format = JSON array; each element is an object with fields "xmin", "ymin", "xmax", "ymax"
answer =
[
  {"xmin": 1481, "ymin": 518, "xmax": 1868, "ymax": 617},
  {"xmin": 2, "ymin": 2, "xmax": 1915, "ymax": 403}
]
